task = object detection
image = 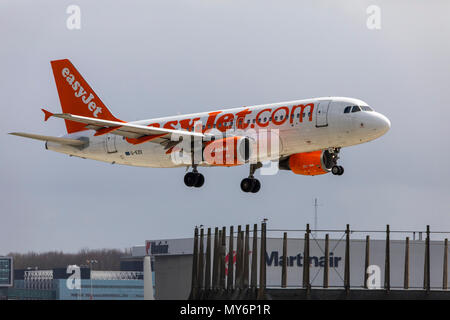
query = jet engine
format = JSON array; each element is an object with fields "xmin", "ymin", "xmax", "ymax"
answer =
[{"xmin": 279, "ymin": 150, "xmax": 335, "ymax": 175}]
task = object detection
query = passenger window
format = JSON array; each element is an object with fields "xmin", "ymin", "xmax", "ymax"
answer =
[
  {"xmin": 344, "ymin": 106, "xmax": 351, "ymax": 113},
  {"xmin": 351, "ymin": 106, "xmax": 361, "ymax": 113}
]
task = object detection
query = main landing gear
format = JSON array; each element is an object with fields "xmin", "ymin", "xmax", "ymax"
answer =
[
  {"xmin": 184, "ymin": 141, "xmax": 205, "ymax": 188},
  {"xmin": 184, "ymin": 166, "xmax": 205, "ymax": 188},
  {"xmin": 241, "ymin": 163, "xmax": 262, "ymax": 193}
]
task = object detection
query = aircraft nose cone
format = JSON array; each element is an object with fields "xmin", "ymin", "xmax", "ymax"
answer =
[
  {"xmin": 379, "ymin": 113, "xmax": 391, "ymax": 133},
  {"xmin": 370, "ymin": 112, "xmax": 390, "ymax": 136}
]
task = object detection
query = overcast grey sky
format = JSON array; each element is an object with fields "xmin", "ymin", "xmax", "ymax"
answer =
[{"xmin": 1, "ymin": 0, "xmax": 449, "ymax": 253}]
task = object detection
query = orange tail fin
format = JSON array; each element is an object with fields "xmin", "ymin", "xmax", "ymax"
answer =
[{"xmin": 50, "ymin": 59, "xmax": 122, "ymax": 134}]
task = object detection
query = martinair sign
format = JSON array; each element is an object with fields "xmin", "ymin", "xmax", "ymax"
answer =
[{"xmin": 266, "ymin": 250, "xmax": 342, "ymax": 268}]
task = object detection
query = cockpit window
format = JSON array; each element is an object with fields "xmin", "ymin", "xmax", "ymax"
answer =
[
  {"xmin": 361, "ymin": 106, "xmax": 373, "ymax": 112},
  {"xmin": 351, "ymin": 105, "xmax": 361, "ymax": 113},
  {"xmin": 344, "ymin": 106, "xmax": 351, "ymax": 113}
]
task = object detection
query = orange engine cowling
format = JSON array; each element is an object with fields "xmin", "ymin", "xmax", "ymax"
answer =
[
  {"xmin": 279, "ymin": 150, "xmax": 334, "ymax": 176},
  {"xmin": 203, "ymin": 136, "xmax": 251, "ymax": 166}
]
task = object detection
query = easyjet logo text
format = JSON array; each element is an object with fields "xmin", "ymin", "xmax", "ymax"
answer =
[
  {"xmin": 146, "ymin": 104, "xmax": 314, "ymax": 133},
  {"xmin": 61, "ymin": 67, "xmax": 102, "ymax": 118}
]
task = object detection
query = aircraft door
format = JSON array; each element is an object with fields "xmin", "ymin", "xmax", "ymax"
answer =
[
  {"xmin": 316, "ymin": 100, "xmax": 331, "ymax": 127},
  {"xmin": 106, "ymin": 134, "xmax": 117, "ymax": 153}
]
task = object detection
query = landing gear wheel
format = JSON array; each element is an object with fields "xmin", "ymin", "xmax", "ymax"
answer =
[
  {"xmin": 240, "ymin": 178, "xmax": 261, "ymax": 193},
  {"xmin": 241, "ymin": 162, "xmax": 263, "ymax": 193},
  {"xmin": 331, "ymin": 165, "xmax": 344, "ymax": 176},
  {"xmin": 184, "ymin": 171, "xmax": 205, "ymax": 188},
  {"xmin": 240, "ymin": 178, "xmax": 254, "ymax": 193},
  {"xmin": 184, "ymin": 172, "xmax": 196, "ymax": 187},
  {"xmin": 250, "ymin": 179, "xmax": 261, "ymax": 193},
  {"xmin": 331, "ymin": 166, "xmax": 339, "ymax": 175},
  {"xmin": 194, "ymin": 173, "xmax": 205, "ymax": 187}
]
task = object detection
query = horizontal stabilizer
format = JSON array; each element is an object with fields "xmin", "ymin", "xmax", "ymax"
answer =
[{"xmin": 9, "ymin": 132, "xmax": 86, "ymax": 146}]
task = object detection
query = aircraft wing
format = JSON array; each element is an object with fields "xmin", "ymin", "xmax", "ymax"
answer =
[{"xmin": 43, "ymin": 109, "xmax": 207, "ymax": 145}]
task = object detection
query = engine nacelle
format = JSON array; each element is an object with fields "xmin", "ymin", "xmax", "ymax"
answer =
[
  {"xmin": 203, "ymin": 136, "xmax": 252, "ymax": 166},
  {"xmin": 279, "ymin": 150, "xmax": 334, "ymax": 175}
]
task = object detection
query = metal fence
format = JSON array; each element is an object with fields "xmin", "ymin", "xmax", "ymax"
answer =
[{"xmin": 189, "ymin": 223, "xmax": 450, "ymax": 299}]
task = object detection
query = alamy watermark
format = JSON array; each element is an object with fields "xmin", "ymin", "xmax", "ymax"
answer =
[
  {"xmin": 66, "ymin": 265, "xmax": 81, "ymax": 290},
  {"xmin": 366, "ymin": 5, "xmax": 381, "ymax": 30},
  {"xmin": 366, "ymin": 265, "xmax": 381, "ymax": 289},
  {"xmin": 168, "ymin": 124, "xmax": 281, "ymax": 176},
  {"xmin": 66, "ymin": 5, "xmax": 81, "ymax": 30}
]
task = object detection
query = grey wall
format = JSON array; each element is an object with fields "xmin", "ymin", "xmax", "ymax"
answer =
[{"xmin": 154, "ymin": 254, "xmax": 192, "ymax": 300}]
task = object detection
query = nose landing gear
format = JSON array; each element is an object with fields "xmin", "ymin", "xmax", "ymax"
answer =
[
  {"xmin": 240, "ymin": 162, "xmax": 262, "ymax": 193},
  {"xmin": 326, "ymin": 148, "xmax": 344, "ymax": 176},
  {"xmin": 331, "ymin": 165, "xmax": 344, "ymax": 176}
]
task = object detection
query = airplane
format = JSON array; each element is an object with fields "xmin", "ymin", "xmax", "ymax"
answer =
[{"xmin": 10, "ymin": 59, "xmax": 390, "ymax": 193}]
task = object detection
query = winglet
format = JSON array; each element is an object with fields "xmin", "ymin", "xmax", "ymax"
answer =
[{"xmin": 41, "ymin": 109, "xmax": 54, "ymax": 122}]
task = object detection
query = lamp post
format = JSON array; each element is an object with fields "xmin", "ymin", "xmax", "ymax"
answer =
[{"xmin": 86, "ymin": 259, "xmax": 98, "ymax": 300}]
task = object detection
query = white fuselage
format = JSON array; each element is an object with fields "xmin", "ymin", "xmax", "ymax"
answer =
[{"xmin": 46, "ymin": 97, "xmax": 390, "ymax": 168}]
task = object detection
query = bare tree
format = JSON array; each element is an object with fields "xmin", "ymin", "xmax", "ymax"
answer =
[{"xmin": 7, "ymin": 248, "xmax": 128, "ymax": 270}]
